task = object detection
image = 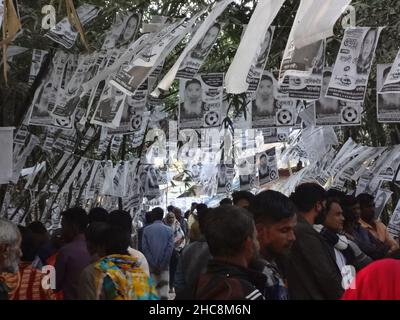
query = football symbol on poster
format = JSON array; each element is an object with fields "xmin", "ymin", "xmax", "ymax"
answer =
[
  {"xmin": 250, "ymin": 175, "xmax": 257, "ymax": 188},
  {"xmin": 269, "ymin": 169, "xmax": 278, "ymax": 180},
  {"xmin": 276, "ymin": 109, "xmax": 293, "ymax": 125},
  {"xmin": 278, "ymin": 133, "xmax": 288, "ymax": 142},
  {"xmin": 131, "ymin": 115, "xmax": 142, "ymax": 130},
  {"xmin": 54, "ymin": 117, "xmax": 71, "ymax": 128},
  {"xmin": 225, "ymin": 182, "xmax": 232, "ymax": 193},
  {"xmin": 341, "ymin": 106, "xmax": 359, "ymax": 123},
  {"xmin": 204, "ymin": 111, "xmax": 219, "ymax": 127}
]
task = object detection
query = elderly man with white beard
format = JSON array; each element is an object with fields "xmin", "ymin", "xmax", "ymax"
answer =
[{"xmin": 0, "ymin": 218, "xmax": 22, "ymax": 300}]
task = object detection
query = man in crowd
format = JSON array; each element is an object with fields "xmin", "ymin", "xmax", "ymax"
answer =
[
  {"xmin": 55, "ymin": 207, "xmax": 91, "ymax": 300},
  {"xmin": 194, "ymin": 205, "xmax": 265, "ymax": 300},
  {"xmin": 249, "ymin": 190, "xmax": 297, "ymax": 300},
  {"xmin": 142, "ymin": 207, "xmax": 174, "ymax": 299},
  {"xmin": 357, "ymin": 193, "xmax": 399, "ymax": 253},
  {"xmin": 287, "ymin": 183, "xmax": 344, "ymax": 299},
  {"xmin": 0, "ymin": 218, "xmax": 21, "ymax": 300}
]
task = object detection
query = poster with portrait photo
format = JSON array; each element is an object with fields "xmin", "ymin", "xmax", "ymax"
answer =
[
  {"xmin": 46, "ymin": 3, "xmax": 101, "ymax": 49},
  {"xmin": 375, "ymin": 145, "xmax": 400, "ymax": 181},
  {"xmin": 109, "ymin": 80, "xmax": 148, "ymax": 135},
  {"xmin": 257, "ymin": 147, "xmax": 279, "ymax": 186},
  {"xmin": 245, "ymin": 26, "xmax": 275, "ymax": 93},
  {"xmin": 388, "ymin": 199, "xmax": 400, "ymax": 238},
  {"xmin": 217, "ymin": 163, "xmax": 234, "ymax": 194},
  {"xmin": 110, "ymin": 19, "xmax": 188, "ymax": 96},
  {"xmin": 374, "ymin": 188, "xmax": 392, "ymax": 220},
  {"xmin": 379, "ymin": 49, "xmax": 400, "ymax": 94},
  {"xmin": 176, "ymin": 22, "xmax": 222, "ymax": 80},
  {"xmin": 102, "ymin": 12, "xmax": 141, "ymax": 50},
  {"xmin": 280, "ymin": 37, "xmax": 325, "ymax": 101},
  {"xmin": 179, "ymin": 73, "xmax": 223, "ymax": 129},
  {"xmin": 377, "ymin": 64, "xmax": 400, "ymax": 123},
  {"xmin": 314, "ymin": 68, "xmax": 363, "ymax": 126},
  {"xmin": 326, "ymin": 27, "xmax": 382, "ymax": 102},
  {"xmin": 238, "ymin": 156, "xmax": 256, "ymax": 191},
  {"xmin": 28, "ymin": 49, "xmax": 48, "ymax": 85}
]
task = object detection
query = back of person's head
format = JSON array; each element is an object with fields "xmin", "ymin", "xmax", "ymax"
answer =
[
  {"xmin": 219, "ymin": 198, "xmax": 233, "ymax": 206},
  {"xmin": 18, "ymin": 226, "xmax": 37, "ymax": 262},
  {"xmin": 167, "ymin": 205, "xmax": 175, "ymax": 213},
  {"xmin": 108, "ymin": 210, "xmax": 133, "ymax": 235},
  {"xmin": 0, "ymin": 218, "xmax": 20, "ymax": 246},
  {"xmin": 197, "ymin": 207, "xmax": 210, "ymax": 235},
  {"xmin": 151, "ymin": 207, "xmax": 164, "ymax": 221},
  {"xmin": 88, "ymin": 207, "xmax": 108, "ymax": 223},
  {"xmin": 61, "ymin": 207, "xmax": 89, "ymax": 234},
  {"xmin": 326, "ymin": 189, "xmax": 346, "ymax": 204},
  {"xmin": 357, "ymin": 193, "xmax": 375, "ymax": 207},
  {"xmin": 204, "ymin": 205, "xmax": 255, "ymax": 258},
  {"xmin": 85, "ymin": 222, "xmax": 110, "ymax": 256},
  {"xmin": 249, "ymin": 190, "xmax": 296, "ymax": 225},
  {"xmin": 196, "ymin": 203, "xmax": 208, "ymax": 215},
  {"xmin": 232, "ymin": 191, "xmax": 254, "ymax": 208},
  {"xmin": 342, "ymin": 195, "xmax": 359, "ymax": 222},
  {"xmin": 0, "ymin": 218, "xmax": 21, "ymax": 273},
  {"xmin": 27, "ymin": 221, "xmax": 47, "ymax": 235},
  {"xmin": 289, "ymin": 183, "xmax": 326, "ymax": 213},
  {"xmin": 104, "ymin": 225, "xmax": 131, "ymax": 256},
  {"xmin": 144, "ymin": 211, "xmax": 154, "ymax": 225}
]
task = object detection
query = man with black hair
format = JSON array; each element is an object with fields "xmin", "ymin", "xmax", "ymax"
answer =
[
  {"xmin": 286, "ymin": 183, "xmax": 344, "ymax": 300},
  {"xmin": 249, "ymin": 190, "xmax": 296, "ymax": 300},
  {"xmin": 88, "ymin": 207, "xmax": 108, "ymax": 223},
  {"xmin": 232, "ymin": 190, "xmax": 255, "ymax": 209},
  {"xmin": 142, "ymin": 207, "xmax": 174, "ymax": 299},
  {"xmin": 342, "ymin": 195, "xmax": 389, "ymax": 260},
  {"xmin": 357, "ymin": 193, "xmax": 399, "ymax": 253},
  {"xmin": 219, "ymin": 198, "xmax": 233, "ymax": 206},
  {"xmin": 174, "ymin": 206, "xmax": 211, "ymax": 299},
  {"xmin": 55, "ymin": 207, "xmax": 91, "ymax": 300},
  {"xmin": 27, "ymin": 221, "xmax": 52, "ymax": 267},
  {"xmin": 194, "ymin": 205, "xmax": 265, "ymax": 300}
]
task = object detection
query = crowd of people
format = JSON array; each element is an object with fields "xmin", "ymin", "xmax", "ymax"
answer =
[{"xmin": 0, "ymin": 183, "xmax": 399, "ymax": 300}]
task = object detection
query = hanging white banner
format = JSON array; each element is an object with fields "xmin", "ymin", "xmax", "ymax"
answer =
[{"xmin": 225, "ymin": 0, "xmax": 285, "ymax": 94}]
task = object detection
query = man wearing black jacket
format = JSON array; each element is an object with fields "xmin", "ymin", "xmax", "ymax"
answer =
[{"xmin": 287, "ymin": 183, "xmax": 344, "ymax": 300}]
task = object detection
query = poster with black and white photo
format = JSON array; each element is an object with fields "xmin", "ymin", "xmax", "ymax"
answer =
[
  {"xmin": 257, "ymin": 147, "xmax": 278, "ymax": 186},
  {"xmin": 179, "ymin": 73, "xmax": 223, "ymax": 129},
  {"xmin": 28, "ymin": 49, "xmax": 48, "ymax": 85},
  {"xmin": 217, "ymin": 163, "xmax": 234, "ymax": 194},
  {"xmin": 109, "ymin": 81, "xmax": 148, "ymax": 134},
  {"xmin": 102, "ymin": 12, "xmax": 141, "ymax": 50},
  {"xmin": 379, "ymin": 49, "xmax": 400, "ymax": 94},
  {"xmin": 246, "ymin": 26, "xmax": 275, "ymax": 93},
  {"xmin": 46, "ymin": 3, "xmax": 101, "ymax": 49},
  {"xmin": 110, "ymin": 18, "xmax": 189, "ymax": 96},
  {"xmin": 314, "ymin": 68, "xmax": 363, "ymax": 126},
  {"xmin": 377, "ymin": 64, "xmax": 400, "ymax": 123},
  {"xmin": 375, "ymin": 145, "xmax": 400, "ymax": 181},
  {"xmin": 326, "ymin": 27, "xmax": 382, "ymax": 102},
  {"xmin": 238, "ymin": 156, "xmax": 256, "ymax": 191},
  {"xmin": 261, "ymin": 127, "xmax": 289, "ymax": 143},
  {"xmin": 388, "ymin": 199, "xmax": 400, "ymax": 238},
  {"xmin": 0, "ymin": 127, "xmax": 14, "ymax": 184},
  {"xmin": 52, "ymin": 53, "xmax": 97, "ymax": 121},
  {"xmin": 280, "ymin": 38, "xmax": 325, "ymax": 101},
  {"xmin": 176, "ymin": 22, "xmax": 222, "ymax": 79},
  {"xmin": 374, "ymin": 188, "xmax": 392, "ymax": 220}
]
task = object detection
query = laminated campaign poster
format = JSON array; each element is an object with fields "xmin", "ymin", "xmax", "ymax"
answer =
[
  {"xmin": 110, "ymin": 18, "xmax": 192, "ymax": 96},
  {"xmin": 28, "ymin": 49, "xmax": 48, "ymax": 85},
  {"xmin": 0, "ymin": 127, "xmax": 14, "ymax": 184},
  {"xmin": 52, "ymin": 53, "xmax": 98, "ymax": 122},
  {"xmin": 46, "ymin": 3, "xmax": 101, "ymax": 49},
  {"xmin": 326, "ymin": 27, "xmax": 382, "ymax": 102},
  {"xmin": 280, "ymin": 39, "xmax": 325, "ymax": 100},
  {"xmin": 238, "ymin": 156, "xmax": 257, "ymax": 191},
  {"xmin": 109, "ymin": 81, "xmax": 148, "ymax": 135},
  {"xmin": 179, "ymin": 73, "xmax": 223, "ymax": 129},
  {"xmin": 374, "ymin": 145, "xmax": 400, "ymax": 181},
  {"xmin": 379, "ymin": 49, "xmax": 400, "ymax": 94},
  {"xmin": 176, "ymin": 22, "xmax": 222, "ymax": 79},
  {"xmin": 314, "ymin": 68, "xmax": 363, "ymax": 126},
  {"xmin": 374, "ymin": 188, "xmax": 392, "ymax": 220},
  {"xmin": 217, "ymin": 163, "xmax": 235, "ymax": 194},
  {"xmin": 102, "ymin": 12, "xmax": 141, "ymax": 50},
  {"xmin": 246, "ymin": 26, "xmax": 275, "ymax": 93},
  {"xmin": 257, "ymin": 147, "xmax": 278, "ymax": 186},
  {"xmin": 388, "ymin": 199, "xmax": 400, "ymax": 238},
  {"xmin": 377, "ymin": 64, "xmax": 400, "ymax": 123}
]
